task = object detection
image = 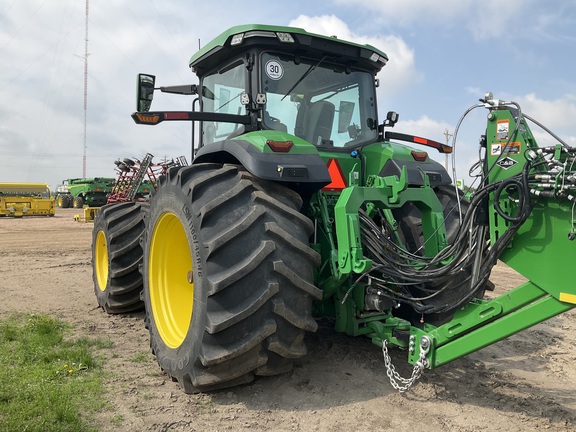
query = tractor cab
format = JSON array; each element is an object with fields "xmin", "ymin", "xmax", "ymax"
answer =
[
  {"xmin": 135, "ymin": 24, "xmax": 389, "ymax": 152},
  {"xmin": 199, "ymin": 49, "xmax": 381, "ymax": 149},
  {"xmin": 189, "ymin": 25, "xmax": 387, "ymax": 150}
]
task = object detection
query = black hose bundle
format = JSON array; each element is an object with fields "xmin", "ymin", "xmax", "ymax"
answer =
[{"xmin": 357, "ymin": 159, "xmax": 535, "ymax": 315}]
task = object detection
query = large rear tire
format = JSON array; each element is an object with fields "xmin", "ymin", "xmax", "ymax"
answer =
[
  {"xmin": 142, "ymin": 164, "xmax": 321, "ymax": 393},
  {"xmin": 92, "ymin": 202, "xmax": 147, "ymax": 313}
]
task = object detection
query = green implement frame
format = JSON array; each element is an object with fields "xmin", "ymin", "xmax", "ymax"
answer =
[
  {"xmin": 407, "ymin": 102, "xmax": 576, "ymax": 370},
  {"xmin": 409, "ymin": 282, "xmax": 573, "ymax": 368}
]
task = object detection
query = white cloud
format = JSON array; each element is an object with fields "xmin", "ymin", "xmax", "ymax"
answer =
[
  {"xmin": 288, "ymin": 15, "xmax": 421, "ymax": 97},
  {"xmin": 391, "ymin": 113, "xmax": 490, "ymax": 184},
  {"xmin": 333, "ymin": 0, "xmax": 534, "ymax": 40},
  {"xmin": 394, "ymin": 115, "xmax": 452, "ymax": 143},
  {"xmin": 510, "ymin": 93, "xmax": 576, "ymax": 147},
  {"xmin": 467, "ymin": 0, "xmax": 527, "ymax": 41},
  {"xmin": 333, "ymin": 0, "xmax": 470, "ymax": 26},
  {"xmin": 514, "ymin": 93, "xmax": 576, "ymax": 129}
]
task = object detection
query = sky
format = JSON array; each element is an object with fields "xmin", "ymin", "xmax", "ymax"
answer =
[{"xmin": 1, "ymin": 0, "xmax": 576, "ymax": 191}]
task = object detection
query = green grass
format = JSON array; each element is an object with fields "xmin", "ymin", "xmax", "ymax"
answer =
[
  {"xmin": 0, "ymin": 313, "xmax": 110, "ymax": 432},
  {"xmin": 131, "ymin": 351, "xmax": 150, "ymax": 363}
]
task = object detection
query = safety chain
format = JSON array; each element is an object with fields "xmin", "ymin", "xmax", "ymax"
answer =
[{"xmin": 382, "ymin": 336, "xmax": 431, "ymax": 392}]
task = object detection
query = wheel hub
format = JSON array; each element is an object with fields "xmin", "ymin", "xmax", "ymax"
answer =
[
  {"xmin": 149, "ymin": 212, "xmax": 194, "ymax": 349},
  {"xmin": 94, "ymin": 230, "xmax": 109, "ymax": 292}
]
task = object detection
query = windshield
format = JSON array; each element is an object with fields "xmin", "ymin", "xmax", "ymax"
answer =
[
  {"xmin": 201, "ymin": 60, "xmax": 246, "ymax": 144},
  {"xmin": 261, "ymin": 52, "xmax": 378, "ymax": 148}
]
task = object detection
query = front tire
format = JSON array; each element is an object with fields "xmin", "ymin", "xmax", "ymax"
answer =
[
  {"xmin": 92, "ymin": 202, "xmax": 147, "ymax": 313},
  {"xmin": 143, "ymin": 164, "xmax": 321, "ymax": 393},
  {"xmin": 58, "ymin": 194, "xmax": 72, "ymax": 208}
]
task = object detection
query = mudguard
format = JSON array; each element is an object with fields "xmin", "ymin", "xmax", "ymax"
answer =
[{"xmin": 194, "ymin": 138, "xmax": 331, "ymax": 195}]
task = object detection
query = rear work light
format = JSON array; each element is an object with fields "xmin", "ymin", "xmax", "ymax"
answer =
[
  {"xmin": 275, "ymin": 32, "xmax": 294, "ymax": 43},
  {"xmin": 230, "ymin": 33, "xmax": 244, "ymax": 45},
  {"xmin": 369, "ymin": 52, "xmax": 388, "ymax": 65},
  {"xmin": 231, "ymin": 31, "xmax": 294, "ymax": 46}
]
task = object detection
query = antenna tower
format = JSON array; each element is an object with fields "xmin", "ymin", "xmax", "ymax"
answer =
[{"xmin": 82, "ymin": 0, "xmax": 89, "ymax": 177}]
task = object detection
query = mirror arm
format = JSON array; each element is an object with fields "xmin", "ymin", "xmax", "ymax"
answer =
[
  {"xmin": 132, "ymin": 111, "xmax": 253, "ymax": 126},
  {"xmin": 159, "ymin": 84, "xmax": 198, "ymax": 95}
]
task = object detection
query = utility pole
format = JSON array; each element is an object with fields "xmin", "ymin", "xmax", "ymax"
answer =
[
  {"xmin": 443, "ymin": 129, "xmax": 453, "ymax": 171},
  {"xmin": 82, "ymin": 0, "xmax": 89, "ymax": 178}
]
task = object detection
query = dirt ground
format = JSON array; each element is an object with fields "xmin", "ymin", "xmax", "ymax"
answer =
[{"xmin": 0, "ymin": 208, "xmax": 575, "ymax": 431}]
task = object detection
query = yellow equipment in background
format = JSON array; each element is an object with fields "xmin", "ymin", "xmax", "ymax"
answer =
[
  {"xmin": 0, "ymin": 183, "xmax": 55, "ymax": 217},
  {"xmin": 74, "ymin": 206, "xmax": 98, "ymax": 223}
]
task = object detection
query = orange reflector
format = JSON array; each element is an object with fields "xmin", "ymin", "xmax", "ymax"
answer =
[
  {"xmin": 411, "ymin": 151, "xmax": 428, "ymax": 162},
  {"xmin": 267, "ymin": 140, "xmax": 293, "ymax": 152},
  {"xmin": 322, "ymin": 159, "xmax": 347, "ymax": 191}
]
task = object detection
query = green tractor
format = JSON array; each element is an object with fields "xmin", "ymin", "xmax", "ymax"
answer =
[{"xmin": 92, "ymin": 24, "xmax": 576, "ymax": 393}]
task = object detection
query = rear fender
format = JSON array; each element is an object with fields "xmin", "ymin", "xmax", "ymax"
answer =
[{"xmin": 194, "ymin": 133, "xmax": 331, "ymax": 195}]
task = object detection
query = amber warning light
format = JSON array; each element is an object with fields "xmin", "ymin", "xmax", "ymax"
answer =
[{"xmin": 133, "ymin": 113, "xmax": 161, "ymax": 124}]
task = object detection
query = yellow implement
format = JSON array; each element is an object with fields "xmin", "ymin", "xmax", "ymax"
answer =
[
  {"xmin": 74, "ymin": 206, "xmax": 98, "ymax": 223},
  {"xmin": 0, "ymin": 183, "xmax": 55, "ymax": 217}
]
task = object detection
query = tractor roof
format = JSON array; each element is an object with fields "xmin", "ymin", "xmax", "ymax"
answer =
[{"xmin": 189, "ymin": 24, "xmax": 388, "ymax": 76}]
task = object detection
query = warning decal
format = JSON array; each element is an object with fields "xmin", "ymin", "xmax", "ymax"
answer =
[
  {"xmin": 502, "ymin": 142, "xmax": 521, "ymax": 155},
  {"xmin": 491, "ymin": 141, "xmax": 521, "ymax": 156},
  {"xmin": 497, "ymin": 119, "xmax": 509, "ymax": 140}
]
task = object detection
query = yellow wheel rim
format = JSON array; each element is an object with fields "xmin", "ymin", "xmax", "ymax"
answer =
[
  {"xmin": 94, "ymin": 230, "xmax": 109, "ymax": 292},
  {"xmin": 149, "ymin": 212, "xmax": 194, "ymax": 349}
]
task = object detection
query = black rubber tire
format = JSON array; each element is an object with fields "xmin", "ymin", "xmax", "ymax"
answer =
[
  {"xmin": 392, "ymin": 184, "xmax": 486, "ymax": 325},
  {"xmin": 92, "ymin": 202, "xmax": 147, "ymax": 313},
  {"xmin": 395, "ymin": 185, "xmax": 466, "ymax": 252},
  {"xmin": 58, "ymin": 194, "xmax": 72, "ymax": 208},
  {"xmin": 73, "ymin": 196, "xmax": 84, "ymax": 208},
  {"xmin": 142, "ymin": 163, "xmax": 322, "ymax": 393}
]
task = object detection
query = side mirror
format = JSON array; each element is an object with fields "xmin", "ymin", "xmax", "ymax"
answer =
[
  {"xmin": 338, "ymin": 101, "xmax": 355, "ymax": 133},
  {"xmin": 137, "ymin": 74, "xmax": 156, "ymax": 112}
]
